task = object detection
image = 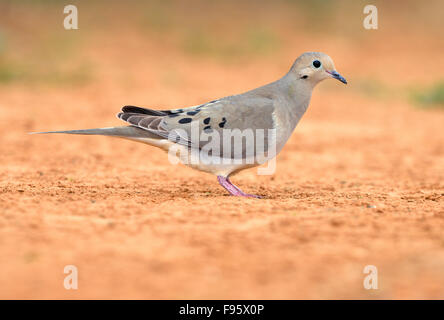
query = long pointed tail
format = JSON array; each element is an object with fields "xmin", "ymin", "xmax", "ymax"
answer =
[{"xmin": 29, "ymin": 126, "xmax": 158, "ymax": 138}]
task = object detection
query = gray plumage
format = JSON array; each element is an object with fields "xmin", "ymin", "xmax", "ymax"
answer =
[{"xmin": 32, "ymin": 52, "xmax": 347, "ymax": 197}]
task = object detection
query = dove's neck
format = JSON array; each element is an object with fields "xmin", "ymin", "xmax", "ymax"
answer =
[
  {"xmin": 261, "ymin": 73, "xmax": 315, "ymax": 154},
  {"xmin": 280, "ymin": 73, "xmax": 314, "ymax": 120}
]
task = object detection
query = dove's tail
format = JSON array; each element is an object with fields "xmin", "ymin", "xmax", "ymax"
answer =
[
  {"xmin": 30, "ymin": 126, "xmax": 166, "ymax": 148},
  {"xmin": 30, "ymin": 126, "xmax": 161, "ymax": 139}
]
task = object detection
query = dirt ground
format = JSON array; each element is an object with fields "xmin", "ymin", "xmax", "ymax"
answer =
[{"xmin": 0, "ymin": 1, "xmax": 443, "ymax": 299}]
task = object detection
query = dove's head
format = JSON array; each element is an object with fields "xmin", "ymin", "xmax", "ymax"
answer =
[{"xmin": 290, "ymin": 52, "xmax": 347, "ymax": 86}]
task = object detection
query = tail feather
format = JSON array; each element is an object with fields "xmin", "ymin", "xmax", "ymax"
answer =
[{"xmin": 29, "ymin": 126, "xmax": 160, "ymax": 139}]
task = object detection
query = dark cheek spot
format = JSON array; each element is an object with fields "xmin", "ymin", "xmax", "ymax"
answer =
[
  {"xmin": 301, "ymin": 75, "xmax": 308, "ymax": 79},
  {"xmin": 178, "ymin": 118, "xmax": 192, "ymax": 124},
  {"xmin": 203, "ymin": 117, "xmax": 211, "ymax": 124}
]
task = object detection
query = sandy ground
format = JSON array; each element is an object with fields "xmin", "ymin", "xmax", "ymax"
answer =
[{"xmin": 0, "ymin": 1, "xmax": 443, "ymax": 299}]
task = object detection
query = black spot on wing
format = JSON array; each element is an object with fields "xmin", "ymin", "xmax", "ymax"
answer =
[
  {"xmin": 203, "ymin": 117, "xmax": 211, "ymax": 124},
  {"xmin": 187, "ymin": 110, "xmax": 200, "ymax": 116},
  {"xmin": 218, "ymin": 117, "xmax": 227, "ymax": 128},
  {"xmin": 178, "ymin": 118, "xmax": 192, "ymax": 124}
]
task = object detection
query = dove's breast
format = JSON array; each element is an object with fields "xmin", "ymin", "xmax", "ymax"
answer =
[{"xmin": 272, "ymin": 90, "xmax": 312, "ymax": 154}]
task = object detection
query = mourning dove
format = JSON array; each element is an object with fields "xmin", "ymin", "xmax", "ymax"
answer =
[{"xmin": 33, "ymin": 52, "xmax": 347, "ymax": 198}]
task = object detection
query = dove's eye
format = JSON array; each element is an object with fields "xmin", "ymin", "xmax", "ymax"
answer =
[{"xmin": 312, "ymin": 60, "xmax": 321, "ymax": 68}]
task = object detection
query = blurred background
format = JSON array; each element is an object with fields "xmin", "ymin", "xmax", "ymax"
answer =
[
  {"xmin": 1, "ymin": 0, "xmax": 443, "ymax": 103},
  {"xmin": 0, "ymin": 0, "xmax": 443, "ymax": 299}
]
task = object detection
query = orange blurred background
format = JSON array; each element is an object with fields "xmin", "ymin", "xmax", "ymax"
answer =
[{"xmin": 0, "ymin": 0, "xmax": 443, "ymax": 299}]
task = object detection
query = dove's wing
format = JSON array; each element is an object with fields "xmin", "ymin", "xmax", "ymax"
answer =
[{"xmin": 117, "ymin": 95, "xmax": 276, "ymax": 158}]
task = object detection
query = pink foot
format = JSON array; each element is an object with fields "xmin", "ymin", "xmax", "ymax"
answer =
[{"xmin": 217, "ymin": 176, "xmax": 261, "ymax": 198}]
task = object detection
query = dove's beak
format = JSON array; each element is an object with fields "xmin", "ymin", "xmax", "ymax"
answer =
[{"xmin": 326, "ymin": 70, "xmax": 347, "ymax": 84}]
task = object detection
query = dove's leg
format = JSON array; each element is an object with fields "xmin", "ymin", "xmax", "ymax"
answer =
[
  {"xmin": 217, "ymin": 176, "xmax": 261, "ymax": 198},
  {"xmin": 217, "ymin": 176, "xmax": 240, "ymax": 196},
  {"xmin": 229, "ymin": 180, "xmax": 262, "ymax": 198}
]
